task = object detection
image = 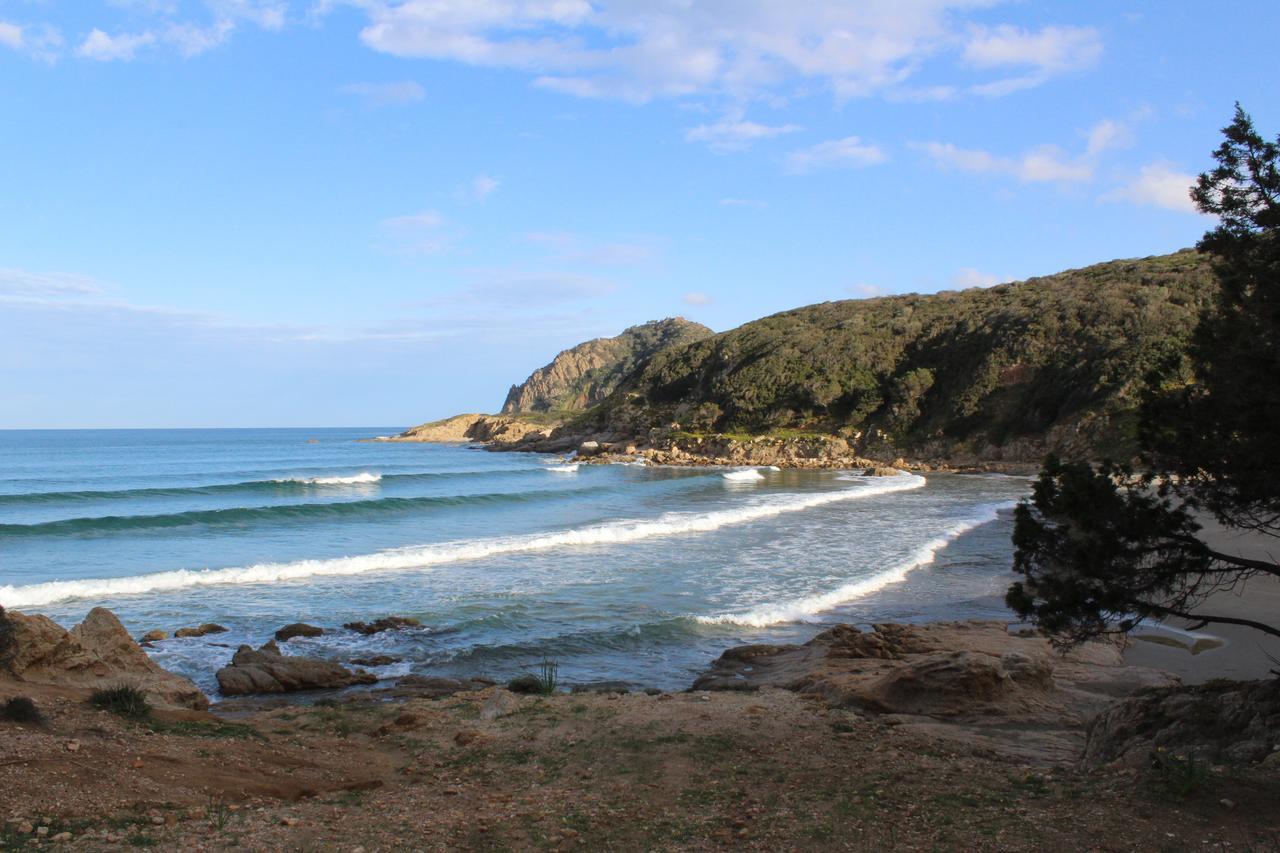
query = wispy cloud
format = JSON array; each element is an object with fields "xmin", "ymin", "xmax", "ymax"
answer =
[
  {"xmin": 0, "ymin": 19, "xmax": 63, "ymax": 62},
  {"xmin": 1101, "ymin": 162, "xmax": 1200, "ymax": 213},
  {"xmin": 685, "ymin": 112, "xmax": 800, "ymax": 153},
  {"xmin": 335, "ymin": 3, "xmax": 1105, "ymax": 104},
  {"xmin": 682, "ymin": 291, "xmax": 712, "ymax": 306},
  {"xmin": 785, "ymin": 136, "xmax": 886, "ymax": 174},
  {"xmin": 77, "ymin": 28, "xmax": 156, "ymax": 61},
  {"xmin": 377, "ymin": 210, "xmax": 455, "ymax": 255},
  {"xmin": 456, "ymin": 173, "xmax": 500, "ymax": 203},
  {"xmin": 963, "ymin": 24, "xmax": 1102, "ymax": 96},
  {"xmin": 914, "ymin": 141, "xmax": 1093, "ymax": 184},
  {"xmin": 523, "ymin": 231, "xmax": 654, "ymax": 265},
  {"xmin": 339, "ymin": 80, "xmax": 425, "ymax": 106},
  {"xmin": 951, "ymin": 268, "xmax": 1003, "ymax": 289}
]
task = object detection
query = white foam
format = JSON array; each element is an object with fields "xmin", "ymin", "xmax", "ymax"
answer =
[
  {"xmin": 0, "ymin": 474, "xmax": 926, "ymax": 608},
  {"xmin": 274, "ymin": 472, "xmax": 382, "ymax": 486},
  {"xmin": 698, "ymin": 501, "xmax": 1015, "ymax": 627},
  {"xmin": 723, "ymin": 469, "xmax": 765, "ymax": 482},
  {"xmin": 546, "ymin": 463, "xmax": 580, "ymax": 473}
]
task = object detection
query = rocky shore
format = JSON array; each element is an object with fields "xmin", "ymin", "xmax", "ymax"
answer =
[
  {"xmin": 383, "ymin": 414, "xmax": 1038, "ymax": 474},
  {"xmin": 3, "ymin": 605, "xmax": 1278, "ymax": 850}
]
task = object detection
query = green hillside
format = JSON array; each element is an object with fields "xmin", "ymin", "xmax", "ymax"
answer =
[{"xmin": 588, "ymin": 250, "xmax": 1217, "ymax": 460}]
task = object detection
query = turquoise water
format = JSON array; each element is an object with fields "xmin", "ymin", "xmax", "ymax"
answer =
[{"xmin": 0, "ymin": 428, "xmax": 1031, "ymax": 696}]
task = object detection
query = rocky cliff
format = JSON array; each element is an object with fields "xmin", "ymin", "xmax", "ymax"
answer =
[{"xmin": 501, "ymin": 317, "xmax": 712, "ymax": 414}]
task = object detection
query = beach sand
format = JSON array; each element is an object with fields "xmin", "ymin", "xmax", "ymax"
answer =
[{"xmin": 1122, "ymin": 518, "xmax": 1280, "ymax": 682}]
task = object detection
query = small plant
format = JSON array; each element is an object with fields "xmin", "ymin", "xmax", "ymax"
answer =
[
  {"xmin": 89, "ymin": 684, "xmax": 151, "ymax": 719},
  {"xmin": 2, "ymin": 696, "xmax": 43, "ymax": 724},
  {"xmin": 536, "ymin": 658, "xmax": 558, "ymax": 695},
  {"xmin": 1150, "ymin": 749, "xmax": 1207, "ymax": 797}
]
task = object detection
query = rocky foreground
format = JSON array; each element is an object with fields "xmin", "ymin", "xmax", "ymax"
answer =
[{"xmin": 3, "ymin": 608, "xmax": 1279, "ymax": 851}]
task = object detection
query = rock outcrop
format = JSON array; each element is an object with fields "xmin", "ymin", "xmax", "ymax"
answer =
[
  {"xmin": 0, "ymin": 606, "xmax": 208, "ymax": 710},
  {"xmin": 275, "ymin": 623, "xmax": 324, "ymax": 642},
  {"xmin": 215, "ymin": 641, "xmax": 377, "ymax": 696},
  {"xmin": 693, "ymin": 621, "xmax": 1174, "ymax": 764},
  {"xmin": 1084, "ymin": 679, "xmax": 1280, "ymax": 767},
  {"xmin": 501, "ymin": 317, "xmax": 712, "ymax": 414},
  {"xmin": 390, "ymin": 413, "xmax": 558, "ymax": 446},
  {"xmin": 342, "ymin": 616, "xmax": 421, "ymax": 635}
]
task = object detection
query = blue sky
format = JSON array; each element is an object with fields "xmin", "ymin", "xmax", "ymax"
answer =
[{"xmin": 2, "ymin": 1, "xmax": 1276, "ymax": 428}]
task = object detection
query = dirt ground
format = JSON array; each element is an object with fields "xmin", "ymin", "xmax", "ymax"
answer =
[{"xmin": 3, "ymin": 683, "xmax": 1279, "ymax": 852}]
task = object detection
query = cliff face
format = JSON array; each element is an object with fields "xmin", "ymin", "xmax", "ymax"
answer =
[
  {"xmin": 501, "ymin": 317, "xmax": 713, "ymax": 414},
  {"xmin": 588, "ymin": 250, "xmax": 1217, "ymax": 461}
]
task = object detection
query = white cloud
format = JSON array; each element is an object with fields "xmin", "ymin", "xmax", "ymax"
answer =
[
  {"xmin": 785, "ymin": 136, "xmax": 886, "ymax": 174},
  {"xmin": 682, "ymin": 291, "xmax": 712, "ymax": 306},
  {"xmin": 0, "ymin": 20, "xmax": 63, "ymax": 61},
  {"xmin": 209, "ymin": 0, "xmax": 287, "ymax": 30},
  {"xmin": 77, "ymin": 28, "xmax": 157, "ymax": 61},
  {"xmin": 163, "ymin": 20, "xmax": 235, "ymax": 56},
  {"xmin": 463, "ymin": 173, "xmax": 501, "ymax": 203},
  {"xmin": 1102, "ymin": 162, "xmax": 1199, "ymax": 213},
  {"xmin": 848, "ymin": 283, "xmax": 884, "ymax": 298},
  {"xmin": 378, "ymin": 210, "xmax": 454, "ymax": 254},
  {"xmin": 915, "ymin": 141, "xmax": 1092, "ymax": 184},
  {"xmin": 685, "ymin": 112, "xmax": 800, "ymax": 153},
  {"xmin": 337, "ymin": 2, "xmax": 1104, "ymax": 104},
  {"xmin": 951, "ymin": 268, "xmax": 1002, "ymax": 289},
  {"xmin": 963, "ymin": 24, "xmax": 1101, "ymax": 96},
  {"xmin": 719, "ymin": 198, "xmax": 767, "ymax": 209},
  {"xmin": 339, "ymin": 80, "xmax": 426, "ymax": 106},
  {"xmin": 0, "ymin": 21, "xmax": 22, "ymax": 50},
  {"xmin": 0, "ymin": 269, "xmax": 103, "ymax": 299},
  {"xmin": 1085, "ymin": 118, "xmax": 1130, "ymax": 156}
]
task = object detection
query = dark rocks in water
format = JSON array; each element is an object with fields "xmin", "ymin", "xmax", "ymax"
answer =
[
  {"xmin": 864, "ymin": 466, "xmax": 900, "ymax": 477},
  {"xmin": 140, "ymin": 630, "xmax": 168, "ymax": 643},
  {"xmin": 174, "ymin": 623, "xmax": 228, "ymax": 638},
  {"xmin": 215, "ymin": 641, "xmax": 376, "ymax": 696},
  {"xmin": 275, "ymin": 623, "xmax": 325, "ymax": 642},
  {"xmin": 350, "ymin": 655, "xmax": 402, "ymax": 667},
  {"xmin": 342, "ymin": 616, "xmax": 421, "ymax": 635},
  {"xmin": 507, "ymin": 674, "xmax": 544, "ymax": 695},
  {"xmin": 1084, "ymin": 679, "xmax": 1280, "ymax": 768}
]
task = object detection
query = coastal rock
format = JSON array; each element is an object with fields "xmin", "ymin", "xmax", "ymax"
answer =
[
  {"xmin": 215, "ymin": 641, "xmax": 377, "ymax": 696},
  {"xmin": 1083, "ymin": 679, "xmax": 1280, "ymax": 767},
  {"xmin": 350, "ymin": 655, "xmax": 402, "ymax": 667},
  {"xmin": 140, "ymin": 630, "xmax": 168, "ymax": 643},
  {"xmin": 342, "ymin": 616, "xmax": 421, "ymax": 635},
  {"xmin": 692, "ymin": 621, "xmax": 1173, "ymax": 762},
  {"xmin": 502, "ymin": 318, "xmax": 712, "ymax": 415},
  {"xmin": 275, "ymin": 623, "xmax": 324, "ymax": 642},
  {"xmin": 0, "ymin": 606, "xmax": 209, "ymax": 710},
  {"xmin": 390, "ymin": 414, "xmax": 556, "ymax": 446},
  {"xmin": 577, "ymin": 440, "xmax": 602, "ymax": 457},
  {"xmin": 480, "ymin": 691, "xmax": 520, "ymax": 720},
  {"xmin": 865, "ymin": 467, "xmax": 900, "ymax": 477},
  {"xmin": 174, "ymin": 623, "xmax": 228, "ymax": 638}
]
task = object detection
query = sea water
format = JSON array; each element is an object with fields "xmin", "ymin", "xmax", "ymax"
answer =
[{"xmin": 0, "ymin": 428, "xmax": 1032, "ymax": 696}]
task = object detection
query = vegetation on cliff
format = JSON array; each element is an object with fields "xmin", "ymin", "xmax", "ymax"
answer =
[
  {"xmin": 501, "ymin": 317, "xmax": 712, "ymax": 414},
  {"xmin": 587, "ymin": 251, "xmax": 1216, "ymax": 460}
]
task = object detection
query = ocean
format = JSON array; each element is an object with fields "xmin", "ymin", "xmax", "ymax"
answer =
[{"xmin": 0, "ymin": 428, "xmax": 1032, "ymax": 696}]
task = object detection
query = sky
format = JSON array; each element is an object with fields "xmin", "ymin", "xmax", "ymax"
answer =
[{"xmin": 1, "ymin": 1, "xmax": 1276, "ymax": 429}]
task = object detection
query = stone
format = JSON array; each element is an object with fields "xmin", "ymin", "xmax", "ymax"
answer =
[
  {"xmin": 865, "ymin": 467, "xmax": 900, "ymax": 477},
  {"xmin": 16, "ymin": 822, "xmax": 33, "ymax": 835},
  {"xmin": 349, "ymin": 655, "xmax": 401, "ymax": 667},
  {"xmin": 274, "ymin": 623, "xmax": 324, "ymax": 642},
  {"xmin": 342, "ymin": 616, "xmax": 421, "ymax": 635},
  {"xmin": 140, "ymin": 630, "xmax": 168, "ymax": 643},
  {"xmin": 480, "ymin": 691, "xmax": 520, "ymax": 721},
  {"xmin": 577, "ymin": 440, "xmax": 602, "ymax": 457},
  {"xmin": 52, "ymin": 832, "xmax": 72, "ymax": 842},
  {"xmin": 174, "ymin": 624, "xmax": 228, "ymax": 638},
  {"xmin": 0, "ymin": 606, "xmax": 208, "ymax": 710},
  {"xmin": 215, "ymin": 641, "xmax": 377, "ymax": 696}
]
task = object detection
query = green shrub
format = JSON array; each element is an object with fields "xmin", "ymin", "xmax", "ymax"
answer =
[
  {"xmin": 2, "ymin": 696, "xmax": 42, "ymax": 724},
  {"xmin": 89, "ymin": 684, "xmax": 152, "ymax": 719}
]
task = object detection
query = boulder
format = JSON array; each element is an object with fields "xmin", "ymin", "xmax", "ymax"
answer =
[
  {"xmin": 274, "ymin": 623, "xmax": 324, "ymax": 642},
  {"xmin": 174, "ymin": 623, "xmax": 228, "ymax": 638},
  {"xmin": 480, "ymin": 691, "xmax": 521, "ymax": 720},
  {"xmin": 577, "ymin": 440, "xmax": 602, "ymax": 457},
  {"xmin": 342, "ymin": 616, "xmax": 421, "ymax": 635},
  {"xmin": 507, "ymin": 674, "xmax": 544, "ymax": 695},
  {"xmin": 865, "ymin": 467, "xmax": 900, "ymax": 477},
  {"xmin": 350, "ymin": 655, "xmax": 402, "ymax": 667},
  {"xmin": 215, "ymin": 641, "xmax": 377, "ymax": 696},
  {"xmin": 0, "ymin": 606, "xmax": 208, "ymax": 710},
  {"xmin": 140, "ymin": 630, "xmax": 168, "ymax": 643}
]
